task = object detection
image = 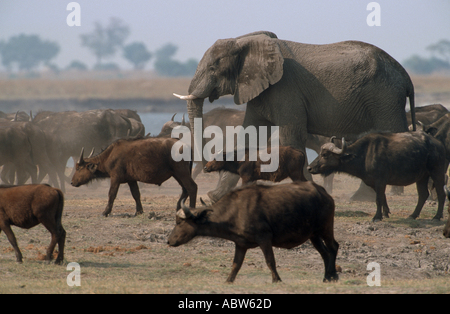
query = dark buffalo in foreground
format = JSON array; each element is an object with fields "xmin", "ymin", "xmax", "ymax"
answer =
[
  {"xmin": 0, "ymin": 184, "xmax": 65, "ymax": 264},
  {"xmin": 204, "ymin": 146, "xmax": 307, "ymax": 185},
  {"xmin": 308, "ymin": 131, "xmax": 447, "ymax": 222},
  {"xmin": 168, "ymin": 181, "xmax": 339, "ymax": 283},
  {"xmin": 71, "ymin": 137, "xmax": 197, "ymax": 217}
]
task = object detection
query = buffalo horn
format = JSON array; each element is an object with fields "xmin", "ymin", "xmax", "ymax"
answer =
[
  {"xmin": 173, "ymin": 93, "xmax": 198, "ymax": 100},
  {"xmin": 78, "ymin": 147, "xmax": 85, "ymax": 163},
  {"xmin": 178, "ymin": 198, "xmax": 192, "ymax": 219},
  {"xmin": 171, "ymin": 113, "xmax": 177, "ymax": 121},
  {"xmin": 330, "ymin": 137, "xmax": 346, "ymax": 154},
  {"xmin": 181, "ymin": 114, "xmax": 186, "ymax": 126},
  {"xmin": 88, "ymin": 147, "xmax": 95, "ymax": 158},
  {"xmin": 200, "ymin": 197, "xmax": 207, "ymax": 206}
]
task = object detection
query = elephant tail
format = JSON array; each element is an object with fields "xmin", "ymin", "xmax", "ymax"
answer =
[{"xmin": 408, "ymin": 84, "xmax": 416, "ymax": 131}]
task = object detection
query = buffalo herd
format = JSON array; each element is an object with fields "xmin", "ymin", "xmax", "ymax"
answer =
[{"xmin": 1, "ymin": 105, "xmax": 450, "ymax": 283}]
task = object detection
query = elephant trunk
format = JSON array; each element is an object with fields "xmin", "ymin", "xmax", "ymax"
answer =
[{"xmin": 187, "ymin": 98, "xmax": 207, "ymax": 165}]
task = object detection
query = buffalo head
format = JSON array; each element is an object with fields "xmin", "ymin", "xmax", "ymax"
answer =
[
  {"xmin": 71, "ymin": 147, "xmax": 97, "ymax": 187},
  {"xmin": 168, "ymin": 198, "xmax": 212, "ymax": 247},
  {"xmin": 307, "ymin": 137, "xmax": 348, "ymax": 176}
]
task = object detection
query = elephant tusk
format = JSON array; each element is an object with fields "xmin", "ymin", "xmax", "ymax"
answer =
[{"xmin": 173, "ymin": 93, "xmax": 198, "ymax": 100}]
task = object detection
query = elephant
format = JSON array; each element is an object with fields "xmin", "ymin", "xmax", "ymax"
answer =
[{"xmin": 174, "ymin": 31, "xmax": 416, "ymax": 202}]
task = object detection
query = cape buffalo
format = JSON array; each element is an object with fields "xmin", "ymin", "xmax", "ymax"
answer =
[
  {"xmin": 0, "ymin": 184, "xmax": 65, "ymax": 264},
  {"xmin": 168, "ymin": 181, "xmax": 339, "ymax": 283},
  {"xmin": 71, "ymin": 137, "xmax": 197, "ymax": 217},
  {"xmin": 308, "ymin": 131, "xmax": 447, "ymax": 222}
]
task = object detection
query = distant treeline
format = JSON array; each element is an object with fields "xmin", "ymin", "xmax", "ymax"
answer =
[{"xmin": 0, "ymin": 17, "xmax": 198, "ymax": 77}]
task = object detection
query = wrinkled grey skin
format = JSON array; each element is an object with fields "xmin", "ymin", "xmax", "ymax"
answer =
[{"xmin": 178, "ymin": 31, "xmax": 416, "ymax": 202}]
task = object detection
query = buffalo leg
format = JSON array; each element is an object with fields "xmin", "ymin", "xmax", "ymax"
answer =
[
  {"xmin": 55, "ymin": 228, "xmax": 66, "ymax": 265},
  {"xmin": 373, "ymin": 185, "xmax": 389, "ymax": 222},
  {"xmin": 409, "ymin": 177, "xmax": 430, "ymax": 219},
  {"xmin": 0, "ymin": 222, "xmax": 23, "ymax": 263},
  {"xmin": 173, "ymin": 174, "xmax": 198, "ymax": 209},
  {"xmin": 310, "ymin": 235, "xmax": 339, "ymax": 282},
  {"xmin": 227, "ymin": 244, "xmax": 247, "ymax": 283},
  {"xmin": 259, "ymin": 240, "xmax": 282, "ymax": 283},
  {"xmin": 40, "ymin": 217, "xmax": 66, "ymax": 264},
  {"xmin": 103, "ymin": 179, "xmax": 120, "ymax": 217},
  {"xmin": 128, "ymin": 181, "xmax": 143, "ymax": 215},
  {"xmin": 430, "ymin": 172, "xmax": 446, "ymax": 220}
]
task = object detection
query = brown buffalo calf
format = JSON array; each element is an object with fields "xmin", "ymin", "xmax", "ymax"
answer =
[
  {"xmin": 204, "ymin": 146, "xmax": 306, "ymax": 185},
  {"xmin": 0, "ymin": 184, "xmax": 65, "ymax": 264}
]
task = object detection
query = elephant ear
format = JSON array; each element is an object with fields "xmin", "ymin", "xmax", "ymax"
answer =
[{"xmin": 233, "ymin": 34, "xmax": 284, "ymax": 105}]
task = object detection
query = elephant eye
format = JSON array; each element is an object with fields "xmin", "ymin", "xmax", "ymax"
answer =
[{"xmin": 209, "ymin": 65, "xmax": 216, "ymax": 72}]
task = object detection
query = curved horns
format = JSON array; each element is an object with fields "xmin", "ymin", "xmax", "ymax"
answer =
[
  {"xmin": 173, "ymin": 93, "xmax": 198, "ymax": 100},
  {"xmin": 181, "ymin": 114, "xmax": 186, "ymax": 126},
  {"xmin": 171, "ymin": 113, "xmax": 177, "ymax": 121},
  {"xmin": 88, "ymin": 147, "xmax": 95, "ymax": 158},
  {"xmin": 329, "ymin": 137, "xmax": 346, "ymax": 155}
]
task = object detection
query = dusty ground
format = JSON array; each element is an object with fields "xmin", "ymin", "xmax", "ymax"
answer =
[{"xmin": 1, "ymin": 171, "xmax": 450, "ymax": 294}]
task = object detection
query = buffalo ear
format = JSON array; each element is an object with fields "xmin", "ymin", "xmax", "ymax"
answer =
[
  {"xmin": 340, "ymin": 154, "xmax": 356, "ymax": 163},
  {"xmin": 87, "ymin": 163, "xmax": 98, "ymax": 173},
  {"xmin": 233, "ymin": 34, "xmax": 284, "ymax": 105},
  {"xmin": 195, "ymin": 209, "xmax": 213, "ymax": 224}
]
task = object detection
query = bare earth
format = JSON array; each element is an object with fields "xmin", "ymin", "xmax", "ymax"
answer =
[{"xmin": 1, "ymin": 171, "xmax": 450, "ymax": 294}]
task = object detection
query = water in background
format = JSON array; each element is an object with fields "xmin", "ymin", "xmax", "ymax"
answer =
[{"xmin": 140, "ymin": 112, "xmax": 180, "ymax": 136}]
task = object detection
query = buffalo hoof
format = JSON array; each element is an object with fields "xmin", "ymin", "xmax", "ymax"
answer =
[{"xmin": 323, "ymin": 275, "xmax": 339, "ymax": 282}]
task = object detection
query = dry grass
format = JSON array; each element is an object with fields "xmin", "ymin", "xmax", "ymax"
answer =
[
  {"xmin": 0, "ymin": 74, "xmax": 449, "ymax": 103},
  {"xmin": 411, "ymin": 75, "xmax": 450, "ymax": 94},
  {"xmin": 1, "ymin": 173, "xmax": 450, "ymax": 294},
  {"xmin": 0, "ymin": 77, "xmax": 191, "ymax": 101}
]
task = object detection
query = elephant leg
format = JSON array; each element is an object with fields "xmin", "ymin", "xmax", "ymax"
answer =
[
  {"xmin": 206, "ymin": 106, "xmax": 272, "ymax": 203},
  {"xmin": 350, "ymin": 181, "xmax": 377, "ymax": 202},
  {"xmin": 207, "ymin": 171, "xmax": 240, "ymax": 203}
]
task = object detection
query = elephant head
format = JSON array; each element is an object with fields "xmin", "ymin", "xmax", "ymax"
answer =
[{"xmin": 174, "ymin": 31, "xmax": 284, "ymax": 155}]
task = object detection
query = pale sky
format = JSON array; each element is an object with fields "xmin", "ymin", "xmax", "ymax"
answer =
[{"xmin": 1, "ymin": 0, "xmax": 449, "ymax": 70}]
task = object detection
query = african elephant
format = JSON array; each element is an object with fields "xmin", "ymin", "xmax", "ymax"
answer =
[{"xmin": 174, "ymin": 31, "xmax": 416, "ymax": 202}]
